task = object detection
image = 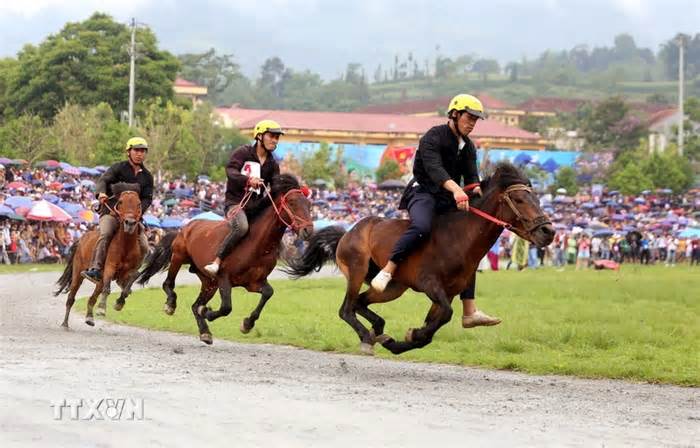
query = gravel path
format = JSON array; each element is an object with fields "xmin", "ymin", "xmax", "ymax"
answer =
[{"xmin": 1, "ymin": 269, "xmax": 697, "ymax": 447}]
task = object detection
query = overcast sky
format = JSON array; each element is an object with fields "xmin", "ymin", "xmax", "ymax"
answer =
[{"xmin": 1, "ymin": 0, "xmax": 698, "ymax": 78}]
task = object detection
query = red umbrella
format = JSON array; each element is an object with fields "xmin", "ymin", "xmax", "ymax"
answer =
[
  {"xmin": 180, "ymin": 199, "xmax": 196, "ymax": 208},
  {"xmin": 14, "ymin": 206, "xmax": 30, "ymax": 217},
  {"xmin": 27, "ymin": 200, "xmax": 72, "ymax": 222},
  {"xmin": 6, "ymin": 181, "xmax": 29, "ymax": 190},
  {"xmin": 48, "ymin": 181, "xmax": 63, "ymax": 191}
]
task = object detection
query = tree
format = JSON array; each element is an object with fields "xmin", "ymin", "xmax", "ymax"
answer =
[
  {"xmin": 641, "ymin": 152, "xmax": 693, "ymax": 193},
  {"xmin": 137, "ymin": 99, "xmax": 193, "ymax": 177},
  {"xmin": 0, "ymin": 114, "xmax": 57, "ymax": 162},
  {"xmin": 375, "ymin": 159, "xmax": 402, "ymax": 183},
  {"xmin": 5, "ymin": 12, "xmax": 179, "ymax": 120},
  {"xmin": 472, "ymin": 58, "xmax": 500, "ymax": 83},
  {"xmin": 178, "ymin": 48, "xmax": 243, "ymax": 105},
  {"xmin": 553, "ymin": 166, "xmax": 579, "ymax": 195},
  {"xmin": 300, "ymin": 142, "xmax": 342, "ymax": 183},
  {"xmin": 607, "ymin": 161, "xmax": 653, "ymax": 195},
  {"xmin": 579, "ymin": 97, "xmax": 644, "ymax": 154}
]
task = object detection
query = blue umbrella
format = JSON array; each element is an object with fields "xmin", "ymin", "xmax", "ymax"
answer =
[
  {"xmin": 514, "ymin": 153, "xmax": 532, "ymax": 165},
  {"xmin": 593, "ymin": 229, "xmax": 614, "ymax": 238},
  {"xmin": 581, "ymin": 202, "xmax": 596, "ymax": 209},
  {"xmin": 142, "ymin": 214, "xmax": 161, "ymax": 228},
  {"xmin": 59, "ymin": 203, "xmax": 84, "ymax": 217},
  {"xmin": 43, "ymin": 194, "xmax": 60, "ymax": 204},
  {"xmin": 59, "ymin": 162, "xmax": 73, "ymax": 170},
  {"xmin": 160, "ymin": 217, "xmax": 183, "ymax": 229},
  {"xmin": 0, "ymin": 204, "xmax": 14, "ymax": 216},
  {"xmin": 173, "ymin": 188, "xmax": 193, "ymax": 199},
  {"xmin": 80, "ymin": 179, "xmax": 96, "ymax": 188},
  {"xmin": 634, "ymin": 197, "xmax": 645, "ymax": 204},
  {"xmin": 62, "ymin": 182, "xmax": 76, "ymax": 190},
  {"xmin": 94, "ymin": 166, "xmax": 108, "ymax": 172},
  {"xmin": 331, "ymin": 204, "xmax": 348, "ymax": 212},
  {"xmin": 191, "ymin": 211, "xmax": 224, "ymax": 222},
  {"xmin": 541, "ymin": 158, "xmax": 559, "ymax": 173},
  {"xmin": 678, "ymin": 228, "xmax": 700, "ymax": 238},
  {"xmin": 5, "ymin": 196, "xmax": 33, "ymax": 209}
]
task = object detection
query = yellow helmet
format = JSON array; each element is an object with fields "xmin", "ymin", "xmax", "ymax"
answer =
[
  {"xmin": 447, "ymin": 94, "xmax": 486, "ymax": 119},
  {"xmin": 253, "ymin": 119, "xmax": 285, "ymax": 139},
  {"xmin": 125, "ymin": 137, "xmax": 148, "ymax": 151}
]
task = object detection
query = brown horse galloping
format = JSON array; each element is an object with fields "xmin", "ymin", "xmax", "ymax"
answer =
[
  {"xmin": 136, "ymin": 174, "xmax": 313, "ymax": 345},
  {"xmin": 285, "ymin": 163, "xmax": 555, "ymax": 355},
  {"xmin": 55, "ymin": 183, "xmax": 147, "ymax": 328}
]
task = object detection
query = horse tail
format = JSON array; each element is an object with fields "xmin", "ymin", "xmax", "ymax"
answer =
[
  {"xmin": 283, "ymin": 226, "xmax": 346, "ymax": 279},
  {"xmin": 137, "ymin": 231, "xmax": 178, "ymax": 285},
  {"xmin": 54, "ymin": 241, "xmax": 79, "ymax": 296}
]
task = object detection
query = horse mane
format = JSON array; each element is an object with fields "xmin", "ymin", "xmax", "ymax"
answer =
[
  {"xmin": 111, "ymin": 182, "xmax": 141, "ymax": 196},
  {"xmin": 245, "ymin": 173, "xmax": 301, "ymax": 222}
]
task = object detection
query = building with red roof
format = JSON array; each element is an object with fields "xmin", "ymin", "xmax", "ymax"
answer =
[
  {"xmin": 173, "ymin": 77, "xmax": 208, "ymax": 106},
  {"xmin": 216, "ymin": 106, "xmax": 547, "ymax": 150}
]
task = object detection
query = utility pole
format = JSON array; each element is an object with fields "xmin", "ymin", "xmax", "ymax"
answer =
[
  {"xmin": 128, "ymin": 17, "xmax": 136, "ymax": 128},
  {"xmin": 677, "ymin": 35, "xmax": 685, "ymax": 156}
]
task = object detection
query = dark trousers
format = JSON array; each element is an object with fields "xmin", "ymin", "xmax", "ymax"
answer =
[{"xmin": 389, "ymin": 188, "xmax": 476, "ymax": 301}]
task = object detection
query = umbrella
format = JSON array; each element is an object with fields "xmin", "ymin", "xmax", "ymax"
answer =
[
  {"xmin": 5, "ymin": 196, "xmax": 33, "ymax": 209},
  {"xmin": 589, "ymin": 222, "xmax": 608, "ymax": 230},
  {"xmin": 611, "ymin": 214, "xmax": 625, "ymax": 221},
  {"xmin": 312, "ymin": 179, "xmax": 328, "ymax": 187},
  {"xmin": 62, "ymin": 183, "xmax": 76, "ymax": 190},
  {"xmin": 593, "ymin": 229, "xmax": 614, "ymax": 238},
  {"xmin": 35, "ymin": 160, "xmax": 60, "ymax": 170},
  {"xmin": 191, "ymin": 211, "xmax": 224, "ymax": 222},
  {"xmin": 678, "ymin": 228, "xmax": 700, "ymax": 238},
  {"xmin": 313, "ymin": 219, "xmax": 348, "ymax": 230},
  {"xmin": 541, "ymin": 158, "xmax": 559, "ymax": 173},
  {"xmin": 622, "ymin": 225, "xmax": 637, "ymax": 232},
  {"xmin": 180, "ymin": 199, "xmax": 196, "ymax": 208},
  {"xmin": 11, "ymin": 159, "xmax": 28, "ymax": 165},
  {"xmin": 556, "ymin": 188, "xmax": 567, "ymax": 194},
  {"xmin": 608, "ymin": 190, "xmax": 620, "ymax": 196},
  {"xmin": 160, "ymin": 217, "xmax": 183, "ymax": 229},
  {"xmin": 331, "ymin": 204, "xmax": 349, "ymax": 212},
  {"xmin": 657, "ymin": 188, "xmax": 673, "ymax": 194},
  {"xmin": 43, "ymin": 194, "xmax": 60, "ymax": 204},
  {"xmin": 377, "ymin": 179, "xmax": 406, "ymax": 190},
  {"xmin": 26, "ymin": 200, "xmax": 72, "ymax": 222},
  {"xmin": 163, "ymin": 198, "xmax": 178, "ymax": 206},
  {"xmin": 59, "ymin": 202, "xmax": 84, "ymax": 216},
  {"xmin": 64, "ymin": 167, "xmax": 81, "ymax": 176},
  {"xmin": 633, "ymin": 197, "xmax": 645, "ymax": 204},
  {"xmin": 142, "ymin": 214, "xmax": 161, "ymax": 228},
  {"xmin": 48, "ymin": 181, "xmax": 63, "ymax": 191},
  {"xmin": 514, "ymin": 153, "xmax": 532, "ymax": 165},
  {"xmin": 0, "ymin": 157, "xmax": 13, "ymax": 164},
  {"xmin": 59, "ymin": 162, "xmax": 73, "ymax": 170},
  {"xmin": 173, "ymin": 188, "xmax": 192, "ymax": 199},
  {"xmin": 80, "ymin": 179, "xmax": 96, "ymax": 188},
  {"xmin": 78, "ymin": 209, "xmax": 98, "ymax": 224},
  {"xmin": 581, "ymin": 202, "xmax": 596, "ymax": 209},
  {"xmin": 0, "ymin": 204, "xmax": 15, "ymax": 216},
  {"xmin": 6, "ymin": 181, "xmax": 29, "ymax": 190},
  {"xmin": 313, "ymin": 200, "xmax": 329, "ymax": 206},
  {"xmin": 14, "ymin": 206, "xmax": 30, "ymax": 217}
]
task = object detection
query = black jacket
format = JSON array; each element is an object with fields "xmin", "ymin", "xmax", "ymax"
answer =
[
  {"xmin": 400, "ymin": 124, "xmax": 479, "ymax": 209},
  {"xmin": 95, "ymin": 160, "xmax": 154, "ymax": 215},
  {"xmin": 225, "ymin": 144, "xmax": 280, "ymax": 209}
]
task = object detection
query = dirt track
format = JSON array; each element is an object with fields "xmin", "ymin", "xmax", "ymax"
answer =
[{"xmin": 1, "ymin": 270, "xmax": 698, "ymax": 447}]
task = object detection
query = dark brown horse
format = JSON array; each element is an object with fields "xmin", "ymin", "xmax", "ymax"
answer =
[
  {"xmin": 55, "ymin": 183, "xmax": 147, "ymax": 328},
  {"xmin": 285, "ymin": 163, "xmax": 555, "ymax": 355},
  {"xmin": 136, "ymin": 174, "xmax": 313, "ymax": 344}
]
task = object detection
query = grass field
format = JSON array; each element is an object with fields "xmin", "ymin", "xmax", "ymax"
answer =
[
  {"xmin": 81, "ymin": 265, "xmax": 700, "ymax": 386},
  {"xmin": 0, "ymin": 263, "xmax": 65, "ymax": 274}
]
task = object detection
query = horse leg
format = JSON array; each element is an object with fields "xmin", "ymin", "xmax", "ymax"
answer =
[
  {"xmin": 96, "ymin": 282, "xmax": 111, "ymax": 317},
  {"xmin": 162, "ymin": 252, "xmax": 186, "ymax": 315},
  {"xmin": 355, "ymin": 282, "xmax": 408, "ymax": 345},
  {"xmin": 85, "ymin": 280, "xmax": 106, "ymax": 327},
  {"xmin": 383, "ymin": 289, "xmax": 453, "ymax": 354},
  {"xmin": 191, "ymin": 278, "xmax": 218, "ymax": 344},
  {"xmin": 61, "ymin": 269, "xmax": 84, "ymax": 329},
  {"xmin": 200, "ymin": 278, "xmax": 232, "ymax": 322},
  {"xmin": 114, "ymin": 269, "xmax": 140, "ymax": 311},
  {"xmin": 240, "ymin": 281, "xmax": 273, "ymax": 334}
]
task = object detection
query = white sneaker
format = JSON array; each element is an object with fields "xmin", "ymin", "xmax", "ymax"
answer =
[
  {"xmin": 204, "ymin": 261, "xmax": 219, "ymax": 276},
  {"xmin": 370, "ymin": 271, "xmax": 393, "ymax": 292}
]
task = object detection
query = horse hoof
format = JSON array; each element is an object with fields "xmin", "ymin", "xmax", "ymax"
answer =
[
  {"xmin": 113, "ymin": 302, "xmax": 124, "ymax": 312},
  {"xmin": 163, "ymin": 304, "xmax": 175, "ymax": 315},
  {"xmin": 374, "ymin": 334, "xmax": 391, "ymax": 344},
  {"xmin": 240, "ymin": 319, "xmax": 252, "ymax": 334},
  {"xmin": 61, "ymin": 323, "xmax": 70, "ymax": 330},
  {"xmin": 85, "ymin": 317, "xmax": 95, "ymax": 327},
  {"xmin": 404, "ymin": 328, "xmax": 415, "ymax": 342},
  {"xmin": 96, "ymin": 308, "xmax": 106, "ymax": 317},
  {"xmin": 359, "ymin": 343, "xmax": 374, "ymax": 356},
  {"xmin": 200, "ymin": 333, "xmax": 213, "ymax": 345}
]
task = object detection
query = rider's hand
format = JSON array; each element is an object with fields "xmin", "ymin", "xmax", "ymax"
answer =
[
  {"xmin": 98, "ymin": 193, "xmax": 109, "ymax": 204},
  {"xmin": 472, "ymin": 186, "xmax": 482, "ymax": 197},
  {"xmin": 247, "ymin": 177, "xmax": 263, "ymax": 189},
  {"xmin": 454, "ymin": 190, "xmax": 470, "ymax": 211}
]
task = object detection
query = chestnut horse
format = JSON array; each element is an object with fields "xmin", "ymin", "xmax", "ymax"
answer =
[
  {"xmin": 136, "ymin": 174, "xmax": 313, "ymax": 344},
  {"xmin": 285, "ymin": 163, "xmax": 555, "ymax": 355},
  {"xmin": 55, "ymin": 183, "xmax": 147, "ymax": 328}
]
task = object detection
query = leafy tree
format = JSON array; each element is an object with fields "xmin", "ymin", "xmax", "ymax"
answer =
[
  {"xmin": 178, "ymin": 48, "xmax": 243, "ymax": 105},
  {"xmin": 579, "ymin": 97, "xmax": 644, "ymax": 154},
  {"xmin": 5, "ymin": 12, "xmax": 178, "ymax": 120},
  {"xmin": 375, "ymin": 159, "xmax": 402, "ymax": 182},
  {"xmin": 0, "ymin": 114, "xmax": 57, "ymax": 162},
  {"xmin": 607, "ymin": 160, "xmax": 653, "ymax": 195},
  {"xmin": 553, "ymin": 166, "xmax": 579, "ymax": 195},
  {"xmin": 300, "ymin": 142, "xmax": 343, "ymax": 183},
  {"xmin": 641, "ymin": 152, "xmax": 693, "ymax": 193}
]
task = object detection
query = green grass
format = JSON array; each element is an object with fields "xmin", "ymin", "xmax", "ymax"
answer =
[
  {"xmin": 0, "ymin": 263, "xmax": 65, "ymax": 274},
  {"xmin": 81, "ymin": 265, "xmax": 700, "ymax": 386}
]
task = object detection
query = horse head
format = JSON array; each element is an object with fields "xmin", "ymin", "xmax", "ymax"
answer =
[
  {"xmin": 111, "ymin": 182, "xmax": 142, "ymax": 234},
  {"xmin": 479, "ymin": 162, "xmax": 555, "ymax": 248},
  {"xmin": 267, "ymin": 174, "xmax": 314, "ymax": 240}
]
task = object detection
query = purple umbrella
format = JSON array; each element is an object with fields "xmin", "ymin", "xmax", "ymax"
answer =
[
  {"xmin": 611, "ymin": 214, "xmax": 625, "ymax": 221},
  {"xmin": 5, "ymin": 196, "xmax": 33, "ymax": 209}
]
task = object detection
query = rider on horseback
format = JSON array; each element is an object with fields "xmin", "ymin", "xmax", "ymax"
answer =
[
  {"xmin": 370, "ymin": 94, "xmax": 501, "ymax": 328},
  {"xmin": 204, "ymin": 119, "xmax": 284, "ymax": 276},
  {"xmin": 80, "ymin": 137, "xmax": 153, "ymax": 284}
]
